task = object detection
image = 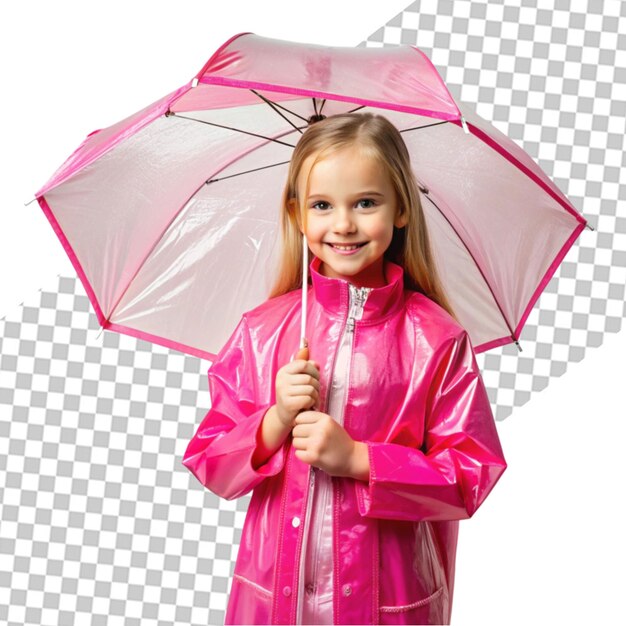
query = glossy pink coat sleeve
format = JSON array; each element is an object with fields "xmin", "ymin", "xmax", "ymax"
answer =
[
  {"xmin": 182, "ymin": 315, "xmax": 288, "ymax": 500},
  {"xmin": 354, "ymin": 330, "xmax": 507, "ymax": 522}
]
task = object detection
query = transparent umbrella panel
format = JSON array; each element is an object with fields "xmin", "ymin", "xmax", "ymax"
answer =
[{"xmin": 35, "ymin": 35, "xmax": 586, "ymax": 360}]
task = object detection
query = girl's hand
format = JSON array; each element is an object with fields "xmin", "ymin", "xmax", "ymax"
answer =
[
  {"xmin": 274, "ymin": 358, "xmax": 321, "ymax": 428},
  {"xmin": 291, "ymin": 410, "xmax": 357, "ymax": 478}
]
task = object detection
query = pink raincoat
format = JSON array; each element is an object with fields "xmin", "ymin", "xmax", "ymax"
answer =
[{"xmin": 182, "ymin": 254, "xmax": 507, "ymax": 625}]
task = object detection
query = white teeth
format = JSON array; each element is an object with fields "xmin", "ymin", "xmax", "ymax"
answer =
[{"xmin": 332, "ymin": 244, "xmax": 361, "ymax": 251}]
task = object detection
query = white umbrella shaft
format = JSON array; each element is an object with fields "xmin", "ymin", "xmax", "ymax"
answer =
[{"xmin": 300, "ymin": 234, "xmax": 308, "ymax": 352}]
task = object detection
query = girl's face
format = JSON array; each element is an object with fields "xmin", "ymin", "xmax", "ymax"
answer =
[{"xmin": 296, "ymin": 145, "xmax": 407, "ymax": 288}]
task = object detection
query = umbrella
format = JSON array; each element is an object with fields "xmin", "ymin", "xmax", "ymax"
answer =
[{"xmin": 30, "ymin": 32, "xmax": 589, "ymax": 360}]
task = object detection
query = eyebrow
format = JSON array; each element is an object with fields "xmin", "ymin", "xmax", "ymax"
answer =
[{"xmin": 307, "ymin": 191, "xmax": 386, "ymax": 200}]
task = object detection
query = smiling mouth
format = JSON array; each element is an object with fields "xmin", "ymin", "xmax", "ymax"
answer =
[{"xmin": 325, "ymin": 242, "xmax": 367, "ymax": 251}]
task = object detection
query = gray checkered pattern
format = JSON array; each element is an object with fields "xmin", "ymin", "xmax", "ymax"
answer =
[
  {"xmin": 362, "ymin": 0, "xmax": 626, "ymax": 420},
  {"xmin": 2, "ymin": 1, "xmax": 625, "ymax": 623}
]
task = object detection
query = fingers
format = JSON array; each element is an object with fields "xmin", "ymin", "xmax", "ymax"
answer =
[
  {"xmin": 283, "ymin": 388, "xmax": 318, "ymax": 402},
  {"xmin": 286, "ymin": 385, "xmax": 319, "ymax": 400},
  {"xmin": 276, "ymin": 357, "xmax": 322, "ymax": 425},
  {"xmin": 278, "ymin": 390, "xmax": 318, "ymax": 418},
  {"xmin": 285, "ymin": 359, "xmax": 321, "ymax": 379},
  {"xmin": 287, "ymin": 373, "xmax": 320, "ymax": 390}
]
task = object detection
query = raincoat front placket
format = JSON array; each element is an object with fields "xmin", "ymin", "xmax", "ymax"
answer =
[{"xmin": 295, "ymin": 283, "xmax": 372, "ymax": 625}]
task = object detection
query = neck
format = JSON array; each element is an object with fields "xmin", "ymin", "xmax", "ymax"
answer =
[
  {"xmin": 309, "ymin": 254, "xmax": 405, "ymax": 322},
  {"xmin": 319, "ymin": 259, "xmax": 388, "ymax": 289}
]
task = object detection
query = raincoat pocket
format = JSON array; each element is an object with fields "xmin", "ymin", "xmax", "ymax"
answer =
[
  {"xmin": 225, "ymin": 574, "xmax": 273, "ymax": 625},
  {"xmin": 379, "ymin": 585, "xmax": 446, "ymax": 625},
  {"xmin": 377, "ymin": 519, "xmax": 449, "ymax": 624}
]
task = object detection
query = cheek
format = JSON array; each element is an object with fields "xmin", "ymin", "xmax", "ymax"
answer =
[
  {"xmin": 367, "ymin": 222, "xmax": 394, "ymax": 245},
  {"xmin": 304, "ymin": 229, "xmax": 321, "ymax": 245},
  {"xmin": 304, "ymin": 218, "xmax": 326, "ymax": 242}
]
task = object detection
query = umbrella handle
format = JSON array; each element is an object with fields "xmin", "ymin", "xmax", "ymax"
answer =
[
  {"xmin": 295, "ymin": 337, "xmax": 309, "ymax": 361},
  {"xmin": 294, "ymin": 338, "xmax": 313, "ymax": 415}
]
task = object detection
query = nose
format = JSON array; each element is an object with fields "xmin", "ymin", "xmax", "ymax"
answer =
[{"xmin": 332, "ymin": 206, "xmax": 356, "ymax": 234}]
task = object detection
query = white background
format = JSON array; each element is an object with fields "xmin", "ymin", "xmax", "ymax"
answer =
[{"xmin": 2, "ymin": 1, "xmax": 625, "ymax": 624}]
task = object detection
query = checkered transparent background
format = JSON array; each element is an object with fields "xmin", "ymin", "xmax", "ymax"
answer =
[{"xmin": 1, "ymin": 1, "xmax": 625, "ymax": 624}]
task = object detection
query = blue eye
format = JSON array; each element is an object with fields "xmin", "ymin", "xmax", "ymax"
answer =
[
  {"xmin": 311, "ymin": 201, "xmax": 330, "ymax": 211},
  {"xmin": 310, "ymin": 199, "xmax": 377, "ymax": 211}
]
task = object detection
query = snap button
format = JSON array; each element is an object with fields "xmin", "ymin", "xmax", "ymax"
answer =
[
  {"xmin": 292, "ymin": 516, "xmax": 301, "ymax": 528},
  {"xmin": 305, "ymin": 583, "xmax": 314, "ymax": 596},
  {"xmin": 283, "ymin": 586, "xmax": 291, "ymax": 596},
  {"xmin": 342, "ymin": 584, "xmax": 352, "ymax": 596}
]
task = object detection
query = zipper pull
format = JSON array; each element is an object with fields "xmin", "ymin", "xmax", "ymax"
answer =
[
  {"xmin": 346, "ymin": 316, "xmax": 355, "ymax": 334},
  {"xmin": 354, "ymin": 287, "xmax": 367, "ymax": 309},
  {"xmin": 346, "ymin": 285, "xmax": 371, "ymax": 334},
  {"xmin": 346, "ymin": 284, "xmax": 356, "ymax": 334}
]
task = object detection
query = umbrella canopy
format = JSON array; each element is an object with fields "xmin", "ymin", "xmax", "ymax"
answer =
[{"xmin": 33, "ymin": 32, "xmax": 588, "ymax": 360}]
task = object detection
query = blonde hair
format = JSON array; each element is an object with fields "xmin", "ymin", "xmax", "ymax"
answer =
[{"xmin": 268, "ymin": 111, "xmax": 459, "ymax": 323}]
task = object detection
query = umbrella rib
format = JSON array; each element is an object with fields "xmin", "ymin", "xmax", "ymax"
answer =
[
  {"xmin": 422, "ymin": 192, "xmax": 519, "ymax": 346},
  {"xmin": 206, "ymin": 160, "xmax": 292, "ymax": 184},
  {"xmin": 344, "ymin": 104, "xmax": 366, "ymax": 114},
  {"xmin": 168, "ymin": 112, "xmax": 298, "ymax": 148},
  {"xmin": 249, "ymin": 92, "xmax": 366, "ymax": 130},
  {"xmin": 250, "ymin": 91, "xmax": 310, "ymax": 122},
  {"xmin": 249, "ymin": 92, "xmax": 361, "ymax": 126},
  {"xmin": 399, "ymin": 120, "xmax": 450, "ymax": 133},
  {"xmin": 250, "ymin": 89, "xmax": 308, "ymax": 134}
]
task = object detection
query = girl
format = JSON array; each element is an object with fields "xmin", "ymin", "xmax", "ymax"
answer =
[{"xmin": 182, "ymin": 112, "xmax": 507, "ymax": 625}]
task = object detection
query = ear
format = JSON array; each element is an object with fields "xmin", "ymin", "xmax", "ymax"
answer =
[{"xmin": 394, "ymin": 210, "xmax": 408, "ymax": 229}]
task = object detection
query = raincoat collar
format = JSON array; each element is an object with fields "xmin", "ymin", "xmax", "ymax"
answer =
[{"xmin": 309, "ymin": 254, "xmax": 405, "ymax": 322}]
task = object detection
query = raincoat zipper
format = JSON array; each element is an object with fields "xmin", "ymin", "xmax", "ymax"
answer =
[{"xmin": 295, "ymin": 283, "xmax": 371, "ymax": 624}]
